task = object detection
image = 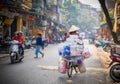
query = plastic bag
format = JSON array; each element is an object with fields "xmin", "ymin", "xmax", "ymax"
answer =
[
  {"xmin": 79, "ymin": 62, "xmax": 86, "ymax": 73},
  {"xmin": 82, "ymin": 48, "xmax": 91, "ymax": 59},
  {"xmin": 58, "ymin": 57, "xmax": 66, "ymax": 74}
]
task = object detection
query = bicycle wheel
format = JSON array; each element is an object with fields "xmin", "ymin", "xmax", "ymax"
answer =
[{"xmin": 67, "ymin": 62, "xmax": 73, "ymax": 78}]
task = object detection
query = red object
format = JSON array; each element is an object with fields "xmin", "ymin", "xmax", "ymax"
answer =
[
  {"xmin": 110, "ymin": 55, "xmax": 120, "ymax": 62},
  {"xmin": 13, "ymin": 36, "xmax": 22, "ymax": 46},
  {"xmin": 0, "ymin": 4, "xmax": 3, "ymax": 10},
  {"xmin": 26, "ymin": 14, "xmax": 35, "ymax": 21}
]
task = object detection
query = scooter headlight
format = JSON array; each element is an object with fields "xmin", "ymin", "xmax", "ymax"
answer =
[{"xmin": 11, "ymin": 53, "xmax": 16, "ymax": 56}]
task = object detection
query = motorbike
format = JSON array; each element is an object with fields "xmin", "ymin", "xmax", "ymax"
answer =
[
  {"xmin": 108, "ymin": 53, "xmax": 120, "ymax": 82},
  {"xmin": 0, "ymin": 36, "xmax": 11, "ymax": 53},
  {"xmin": 43, "ymin": 39, "xmax": 48, "ymax": 47},
  {"xmin": 24, "ymin": 37, "xmax": 31, "ymax": 49},
  {"xmin": 9, "ymin": 40, "xmax": 24, "ymax": 64},
  {"xmin": 94, "ymin": 40, "xmax": 111, "ymax": 52}
]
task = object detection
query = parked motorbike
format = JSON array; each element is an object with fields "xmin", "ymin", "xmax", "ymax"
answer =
[
  {"xmin": 0, "ymin": 40, "xmax": 11, "ymax": 53},
  {"xmin": 94, "ymin": 40, "xmax": 101, "ymax": 47},
  {"xmin": 0, "ymin": 36, "xmax": 11, "ymax": 53},
  {"xmin": 109, "ymin": 53, "xmax": 120, "ymax": 82},
  {"xmin": 89, "ymin": 39, "xmax": 94, "ymax": 44},
  {"xmin": 9, "ymin": 40, "xmax": 24, "ymax": 64},
  {"xmin": 94, "ymin": 40, "xmax": 111, "ymax": 52},
  {"xmin": 24, "ymin": 37, "xmax": 31, "ymax": 49},
  {"xmin": 43, "ymin": 39, "xmax": 48, "ymax": 47},
  {"xmin": 31, "ymin": 37, "xmax": 36, "ymax": 48}
]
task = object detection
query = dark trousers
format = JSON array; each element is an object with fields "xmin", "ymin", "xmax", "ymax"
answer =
[{"xmin": 19, "ymin": 45, "xmax": 24, "ymax": 56}]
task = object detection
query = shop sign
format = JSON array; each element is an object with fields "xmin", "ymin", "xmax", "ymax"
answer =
[
  {"xmin": 3, "ymin": 18, "xmax": 13, "ymax": 25},
  {"xmin": 0, "ymin": 8, "xmax": 19, "ymax": 18},
  {"xmin": 26, "ymin": 14, "xmax": 35, "ymax": 21}
]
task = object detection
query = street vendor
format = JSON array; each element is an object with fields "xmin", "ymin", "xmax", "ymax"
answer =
[
  {"xmin": 68, "ymin": 25, "xmax": 79, "ymax": 35},
  {"xmin": 58, "ymin": 25, "xmax": 87, "ymax": 75},
  {"xmin": 67, "ymin": 25, "xmax": 83, "ymax": 45}
]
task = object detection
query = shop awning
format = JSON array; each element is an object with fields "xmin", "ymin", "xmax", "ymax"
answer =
[{"xmin": 3, "ymin": 18, "xmax": 13, "ymax": 25}]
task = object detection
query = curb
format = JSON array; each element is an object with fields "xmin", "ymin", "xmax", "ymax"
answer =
[{"xmin": 0, "ymin": 54, "xmax": 9, "ymax": 58}]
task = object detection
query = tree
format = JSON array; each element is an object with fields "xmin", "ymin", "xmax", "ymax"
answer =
[
  {"xmin": 62, "ymin": 0, "xmax": 99, "ymax": 32},
  {"xmin": 62, "ymin": 0, "xmax": 80, "ymax": 29}
]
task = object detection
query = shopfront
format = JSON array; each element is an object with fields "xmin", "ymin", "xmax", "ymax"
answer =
[{"xmin": 0, "ymin": 16, "xmax": 14, "ymax": 52}]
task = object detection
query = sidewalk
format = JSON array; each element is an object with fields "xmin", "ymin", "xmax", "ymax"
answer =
[{"xmin": 0, "ymin": 54, "xmax": 9, "ymax": 58}]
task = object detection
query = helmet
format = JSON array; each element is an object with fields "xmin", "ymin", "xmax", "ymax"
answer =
[
  {"xmin": 18, "ymin": 31, "xmax": 24, "ymax": 36},
  {"xmin": 37, "ymin": 32, "xmax": 42, "ymax": 35},
  {"xmin": 18, "ymin": 31, "xmax": 23, "ymax": 34},
  {"xmin": 15, "ymin": 31, "xmax": 18, "ymax": 34}
]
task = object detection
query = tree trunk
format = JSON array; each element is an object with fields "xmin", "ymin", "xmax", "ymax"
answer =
[{"xmin": 98, "ymin": 0, "xmax": 118, "ymax": 43}]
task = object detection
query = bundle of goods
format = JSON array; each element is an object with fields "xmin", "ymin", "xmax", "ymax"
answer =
[
  {"xmin": 58, "ymin": 42, "xmax": 84, "ymax": 57},
  {"xmin": 58, "ymin": 35, "xmax": 84, "ymax": 57}
]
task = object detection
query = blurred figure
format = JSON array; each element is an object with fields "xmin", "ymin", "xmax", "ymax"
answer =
[
  {"xmin": 19, "ymin": 31, "xmax": 25, "ymax": 56},
  {"xmin": 12, "ymin": 32, "xmax": 24, "ymax": 56},
  {"xmin": 64, "ymin": 33, "xmax": 69, "ymax": 41},
  {"xmin": 19, "ymin": 31, "xmax": 25, "ymax": 45},
  {"xmin": 34, "ymin": 32, "xmax": 44, "ymax": 58}
]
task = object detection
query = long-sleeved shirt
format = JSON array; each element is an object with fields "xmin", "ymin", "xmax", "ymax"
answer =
[
  {"xmin": 36, "ymin": 37, "xmax": 44, "ymax": 46},
  {"xmin": 12, "ymin": 36, "xmax": 22, "ymax": 46}
]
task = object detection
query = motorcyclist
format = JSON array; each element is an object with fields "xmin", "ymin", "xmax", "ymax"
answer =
[
  {"xmin": 12, "ymin": 32, "xmax": 24, "ymax": 56},
  {"xmin": 19, "ymin": 31, "xmax": 25, "ymax": 56}
]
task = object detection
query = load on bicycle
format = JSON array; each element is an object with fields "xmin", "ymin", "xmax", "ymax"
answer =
[{"xmin": 58, "ymin": 25, "xmax": 90, "ymax": 78}]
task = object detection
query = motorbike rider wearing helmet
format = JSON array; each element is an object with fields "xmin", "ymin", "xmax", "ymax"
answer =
[
  {"xmin": 19, "ymin": 31, "xmax": 25, "ymax": 56},
  {"xmin": 12, "ymin": 32, "xmax": 24, "ymax": 56}
]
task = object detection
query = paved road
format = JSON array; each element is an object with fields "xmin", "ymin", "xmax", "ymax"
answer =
[{"xmin": 0, "ymin": 42, "xmax": 109, "ymax": 84}]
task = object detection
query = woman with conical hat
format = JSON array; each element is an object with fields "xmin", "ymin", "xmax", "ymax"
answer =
[
  {"xmin": 69, "ymin": 25, "xmax": 80, "ymax": 36},
  {"xmin": 68, "ymin": 25, "xmax": 83, "ymax": 44}
]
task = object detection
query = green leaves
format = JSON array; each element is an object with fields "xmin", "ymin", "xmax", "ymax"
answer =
[{"xmin": 62, "ymin": 0, "xmax": 99, "ymax": 31}]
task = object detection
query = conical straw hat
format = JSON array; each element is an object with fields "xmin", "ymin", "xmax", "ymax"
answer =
[{"xmin": 68, "ymin": 25, "xmax": 80, "ymax": 32}]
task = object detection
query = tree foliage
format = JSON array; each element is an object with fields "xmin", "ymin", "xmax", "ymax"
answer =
[{"xmin": 62, "ymin": 0, "xmax": 99, "ymax": 32}]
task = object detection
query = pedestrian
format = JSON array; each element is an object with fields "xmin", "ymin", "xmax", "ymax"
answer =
[
  {"xmin": 68, "ymin": 25, "xmax": 83, "ymax": 45},
  {"xmin": 34, "ymin": 32, "xmax": 44, "ymax": 58}
]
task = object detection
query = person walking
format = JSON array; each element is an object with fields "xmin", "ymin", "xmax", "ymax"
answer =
[{"xmin": 34, "ymin": 32, "xmax": 44, "ymax": 58}]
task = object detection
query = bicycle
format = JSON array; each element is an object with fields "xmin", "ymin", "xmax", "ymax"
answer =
[{"xmin": 63, "ymin": 55, "xmax": 83, "ymax": 78}]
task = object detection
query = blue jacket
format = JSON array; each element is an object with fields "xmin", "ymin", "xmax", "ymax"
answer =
[{"xmin": 36, "ymin": 37, "xmax": 44, "ymax": 46}]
